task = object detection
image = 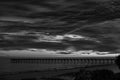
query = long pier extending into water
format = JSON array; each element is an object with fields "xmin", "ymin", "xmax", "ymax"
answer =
[
  {"xmin": 11, "ymin": 57, "xmax": 115, "ymax": 65},
  {"xmin": 0, "ymin": 52, "xmax": 120, "ymax": 80},
  {"xmin": 0, "ymin": 55, "xmax": 118, "ymax": 72}
]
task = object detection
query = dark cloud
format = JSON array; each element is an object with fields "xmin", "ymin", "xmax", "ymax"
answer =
[
  {"xmin": 0, "ymin": 40, "xmax": 68, "ymax": 50},
  {"xmin": 71, "ymin": 20, "xmax": 120, "ymax": 52},
  {"xmin": 0, "ymin": 32, "xmax": 100, "ymax": 51},
  {"xmin": 0, "ymin": 0, "xmax": 120, "ymax": 53}
]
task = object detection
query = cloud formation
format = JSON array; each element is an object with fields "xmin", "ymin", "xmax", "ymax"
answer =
[{"xmin": 0, "ymin": 0, "xmax": 120, "ymax": 53}]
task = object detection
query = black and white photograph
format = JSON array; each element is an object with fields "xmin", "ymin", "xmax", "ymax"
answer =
[{"xmin": 0, "ymin": 0, "xmax": 120, "ymax": 80}]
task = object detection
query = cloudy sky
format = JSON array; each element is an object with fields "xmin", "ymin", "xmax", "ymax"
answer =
[{"xmin": 0, "ymin": 0, "xmax": 120, "ymax": 54}]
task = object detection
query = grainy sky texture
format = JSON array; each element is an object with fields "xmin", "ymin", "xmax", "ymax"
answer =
[{"xmin": 0, "ymin": 0, "xmax": 120, "ymax": 53}]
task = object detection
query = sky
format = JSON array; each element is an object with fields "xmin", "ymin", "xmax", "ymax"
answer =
[{"xmin": 0, "ymin": 0, "xmax": 120, "ymax": 54}]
